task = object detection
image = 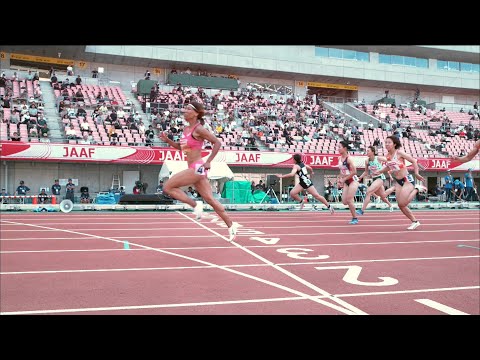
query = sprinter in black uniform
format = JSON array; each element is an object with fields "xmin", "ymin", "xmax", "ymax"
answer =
[{"xmin": 276, "ymin": 153, "xmax": 334, "ymax": 213}]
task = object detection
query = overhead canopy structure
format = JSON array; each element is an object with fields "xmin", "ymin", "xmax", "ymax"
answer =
[{"xmin": 159, "ymin": 161, "xmax": 234, "ymax": 181}]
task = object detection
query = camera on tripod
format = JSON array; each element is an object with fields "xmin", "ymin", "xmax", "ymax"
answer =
[{"xmin": 260, "ymin": 175, "xmax": 280, "ymax": 204}]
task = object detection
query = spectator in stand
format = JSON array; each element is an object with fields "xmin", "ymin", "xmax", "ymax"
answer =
[
  {"xmin": 50, "ymin": 73, "xmax": 58, "ymax": 86},
  {"xmin": 75, "ymin": 75, "xmax": 82, "ymax": 86},
  {"xmin": 9, "ymin": 110, "xmax": 20, "ymax": 124},
  {"xmin": 79, "ymin": 134, "xmax": 91, "ymax": 144},
  {"xmin": 80, "ymin": 118, "xmax": 90, "ymax": 135},
  {"xmin": 76, "ymin": 107, "xmax": 87, "ymax": 117},
  {"xmin": 66, "ymin": 125, "xmax": 77, "ymax": 140},
  {"xmin": 145, "ymin": 125, "xmax": 155, "ymax": 146},
  {"xmin": 108, "ymin": 126, "xmax": 118, "ymax": 143},
  {"xmin": 74, "ymin": 88, "xmax": 84, "ymax": 102},
  {"xmin": 67, "ymin": 65, "xmax": 74, "ymax": 76},
  {"xmin": 39, "ymin": 133, "xmax": 50, "ymax": 143},
  {"xmin": 11, "ymin": 131, "xmax": 21, "ymax": 141},
  {"xmin": 117, "ymin": 109, "xmax": 125, "ymax": 119}
]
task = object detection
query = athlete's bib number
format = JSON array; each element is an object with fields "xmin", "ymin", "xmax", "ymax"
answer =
[
  {"xmin": 303, "ymin": 178, "xmax": 312, "ymax": 186},
  {"xmin": 195, "ymin": 163, "xmax": 207, "ymax": 176},
  {"xmin": 406, "ymin": 174, "xmax": 414, "ymax": 183}
]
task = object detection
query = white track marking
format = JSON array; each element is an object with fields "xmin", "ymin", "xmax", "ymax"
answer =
[
  {"xmin": 2, "ymin": 235, "xmax": 478, "ymax": 244},
  {"xmin": 2, "ymin": 285, "xmax": 477, "ymax": 315},
  {"xmin": 2, "ymin": 223, "xmax": 477, "ymax": 232},
  {"xmin": 2, "ymin": 238, "xmax": 479, "ymax": 254},
  {"xmin": 0, "ymin": 210, "xmax": 477, "ymax": 219},
  {"xmin": 0, "ymin": 220, "xmax": 357, "ymax": 315},
  {"xmin": 176, "ymin": 212, "xmax": 368, "ymax": 315},
  {"xmin": 336, "ymin": 286, "xmax": 480, "ymax": 298},
  {"xmin": 414, "ymin": 299, "xmax": 470, "ymax": 315},
  {"xmin": 3, "ymin": 254, "xmax": 479, "ymax": 274},
  {"xmin": 0, "ymin": 296, "xmax": 305, "ymax": 315},
  {"xmin": 1, "ymin": 216, "xmax": 478, "ymax": 225},
  {"xmin": 278, "ymin": 255, "xmax": 479, "ymax": 267}
]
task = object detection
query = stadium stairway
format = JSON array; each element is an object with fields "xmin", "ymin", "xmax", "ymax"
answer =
[{"xmin": 39, "ymin": 80, "xmax": 63, "ymax": 140}]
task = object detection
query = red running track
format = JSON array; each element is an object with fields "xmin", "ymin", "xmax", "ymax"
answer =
[{"xmin": 1, "ymin": 209, "xmax": 479, "ymax": 315}]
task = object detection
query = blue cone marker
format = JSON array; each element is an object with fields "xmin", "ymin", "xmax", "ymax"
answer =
[
  {"xmin": 124, "ymin": 241, "xmax": 130, "ymax": 250},
  {"xmin": 457, "ymin": 244, "xmax": 480, "ymax": 250}
]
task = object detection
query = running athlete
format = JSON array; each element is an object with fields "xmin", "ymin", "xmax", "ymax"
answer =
[
  {"xmin": 276, "ymin": 153, "xmax": 334, "ymax": 213},
  {"xmin": 356, "ymin": 146, "xmax": 394, "ymax": 215},
  {"xmin": 454, "ymin": 139, "xmax": 480, "ymax": 163},
  {"xmin": 372, "ymin": 135, "xmax": 425, "ymax": 230},
  {"xmin": 337, "ymin": 141, "xmax": 360, "ymax": 224},
  {"xmin": 160, "ymin": 102, "xmax": 240, "ymax": 241}
]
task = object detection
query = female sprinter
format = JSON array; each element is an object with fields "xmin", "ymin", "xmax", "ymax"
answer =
[
  {"xmin": 276, "ymin": 153, "xmax": 334, "ymax": 213},
  {"xmin": 356, "ymin": 146, "xmax": 394, "ymax": 215},
  {"xmin": 160, "ymin": 101, "xmax": 240, "ymax": 241},
  {"xmin": 372, "ymin": 135, "xmax": 425, "ymax": 230},
  {"xmin": 337, "ymin": 140, "xmax": 360, "ymax": 224}
]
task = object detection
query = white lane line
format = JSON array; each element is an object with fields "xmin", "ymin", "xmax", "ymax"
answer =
[
  {"xmin": 336, "ymin": 286, "xmax": 480, "ymax": 298},
  {"xmin": 0, "ymin": 220, "xmax": 357, "ymax": 315},
  {"xmin": 3, "ymin": 238, "xmax": 479, "ymax": 253},
  {"xmin": 2, "ymin": 285, "xmax": 477, "ymax": 315},
  {"xmin": 2, "ymin": 223, "xmax": 478, "ymax": 232},
  {"xmin": 1, "ymin": 216, "xmax": 478, "ymax": 225},
  {"xmin": 2, "ymin": 255, "xmax": 478, "ymax": 275},
  {"xmin": 0, "ymin": 295, "xmax": 305, "ymax": 315},
  {"xmin": 0, "ymin": 210, "xmax": 477, "ymax": 220},
  {"xmin": 177, "ymin": 211, "xmax": 367, "ymax": 315},
  {"xmin": 2, "ymin": 231, "xmax": 478, "ymax": 242},
  {"xmin": 414, "ymin": 299, "xmax": 470, "ymax": 315},
  {"xmin": 278, "ymin": 255, "xmax": 480, "ymax": 267}
]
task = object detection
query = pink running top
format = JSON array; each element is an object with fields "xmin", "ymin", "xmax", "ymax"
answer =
[{"xmin": 180, "ymin": 122, "xmax": 203, "ymax": 153}]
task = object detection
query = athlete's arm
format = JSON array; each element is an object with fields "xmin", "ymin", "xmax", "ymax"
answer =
[
  {"xmin": 343, "ymin": 157, "xmax": 357, "ymax": 182},
  {"xmin": 398, "ymin": 150, "xmax": 425, "ymax": 181},
  {"xmin": 372, "ymin": 165, "xmax": 389, "ymax": 176},
  {"xmin": 305, "ymin": 165, "xmax": 314, "ymax": 176},
  {"xmin": 277, "ymin": 165, "xmax": 298, "ymax": 179},
  {"xmin": 160, "ymin": 131, "xmax": 181, "ymax": 150},
  {"xmin": 196, "ymin": 126, "xmax": 221, "ymax": 169},
  {"xmin": 358, "ymin": 159, "xmax": 369, "ymax": 181},
  {"xmin": 454, "ymin": 140, "xmax": 480, "ymax": 163}
]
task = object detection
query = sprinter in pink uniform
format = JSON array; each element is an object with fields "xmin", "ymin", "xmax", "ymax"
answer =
[{"xmin": 160, "ymin": 102, "xmax": 240, "ymax": 241}]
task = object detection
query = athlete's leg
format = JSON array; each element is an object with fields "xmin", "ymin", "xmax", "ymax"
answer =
[
  {"xmin": 360, "ymin": 179, "xmax": 383, "ymax": 212},
  {"xmin": 289, "ymin": 184, "xmax": 305, "ymax": 202},
  {"xmin": 306, "ymin": 185, "xmax": 330, "ymax": 208},
  {"xmin": 396, "ymin": 182, "xmax": 418, "ymax": 223},
  {"xmin": 343, "ymin": 181, "xmax": 359, "ymax": 220},
  {"xmin": 194, "ymin": 177, "xmax": 233, "ymax": 227},
  {"xmin": 163, "ymin": 169, "xmax": 197, "ymax": 208}
]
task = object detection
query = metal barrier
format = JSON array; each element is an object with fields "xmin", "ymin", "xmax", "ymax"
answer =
[{"xmin": 0, "ymin": 195, "xmax": 57, "ymax": 205}]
